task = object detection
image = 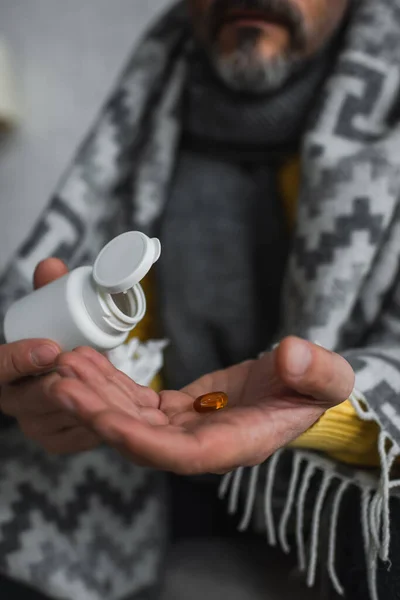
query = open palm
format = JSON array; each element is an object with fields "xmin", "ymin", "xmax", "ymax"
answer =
[{"xmin": 52, "ymin": 338, "xmax": 354, "ymax": 474}]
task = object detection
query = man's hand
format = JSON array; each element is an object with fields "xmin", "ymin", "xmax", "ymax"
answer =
[
  {"xmin": 0, "ymin": 259, "xmax": 101, "ymax": 453},
  {"xmin": 49, "ymin": 337, "xmax": 355, "ymax": 472}
]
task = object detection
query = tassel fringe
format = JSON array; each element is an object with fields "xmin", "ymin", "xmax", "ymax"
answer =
[{"xmin": 219, "ymin": 388, "xmax": 400, "ymax": 600}]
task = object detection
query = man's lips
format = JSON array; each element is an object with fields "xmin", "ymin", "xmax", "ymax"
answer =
[{"xmin": 217, "ymin": 9, "xmax": 288, "ymax": 31}]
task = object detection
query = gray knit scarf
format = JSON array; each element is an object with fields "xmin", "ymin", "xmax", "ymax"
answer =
[
  {"xmin": 0, "ymin": 2, "xmax": 400, "ymax": 600},
  {"xmin": 159, "ymin": 43, "xmax": 338, "ymax": 389}
]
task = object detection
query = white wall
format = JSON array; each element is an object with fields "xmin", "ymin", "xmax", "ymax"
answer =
[{"xmin": 0, "ymin": 0, "xmax": 169, "ymax": 270}]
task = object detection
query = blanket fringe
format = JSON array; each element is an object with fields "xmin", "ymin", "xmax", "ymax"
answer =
[
  {"xmin": 296, "ymin": 461, "xmax": 316, "ymax": 572},
  {"xmin": 279, "ymin": 451, "xmax": 302, "ymax": 554},
  {"xmin": 238, "ymin": 465, "xmax": 260, "ymax": 532},
  {"xmin": 307, "ymin": 470, "xmax": 333, "ymax": 587},
  {"xmin": 350, "ymin": 391, "xmax": 400, "ymax": 569},
  {"xmin": 264, "ymin": 450, "xmax": 283, "ymax": 545},
  {"xmin": 218, "ymin": 388, "xmax": 400, "ymax": 600},
  {"xmin": 328, "ymin": 479, "xmax": 351, "ymax": 596}
]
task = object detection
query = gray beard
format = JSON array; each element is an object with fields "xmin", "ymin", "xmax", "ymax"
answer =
[
  {"xmin": 210, "ymin": 28, "xmax": 301, "ymax": 93},
  {"xmin": 212, "ymin": 43, "xmax": 299, "ymax": 93}
]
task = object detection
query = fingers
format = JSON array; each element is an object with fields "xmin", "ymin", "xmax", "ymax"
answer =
[
  {"xmin": 70, "ymin": 347, "xmax": 146, "ymax": 399},
  {"xmin": 0, "ymin": 371, "xmax": 101, "ymax": 455},
  {"xmin": 0, "ymin": 340, "xmax": 60, "ymax": 385},
  {"xmin": 51, "ymin": 375, "xmax": 134, "ymax": 419},
  {"xmin": 275, "ymin": 337, "xmax": 355, "ymax": 406},
  {"xmin": 0, "ymin": 372, "xmax": 59, "ymax": 416},
  {"xmin": 33, "ymin": 258, "xmax": 68, "ymax": 289},
  {"xmin": 75, "ymin": 347, "xmax": 160, "ymax": 408},
  {"xmin": 52, "ymin": 377, "xmax": 168, "ymax": 425},
  {"xmin": 55, "ymin": 349, "xmax": 142, "ymax": 417},
  {"xmin": 0, "ymin": 259, "xmax": 65, "ymax": 386},
  {"xmin": 52, "ymin": 349, "xmax": 166, "ymax": 425}
]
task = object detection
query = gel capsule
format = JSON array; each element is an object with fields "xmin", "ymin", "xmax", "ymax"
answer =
[{"xmin": 194, "ymin": 392, "xmax": 228, "ymax": 413}]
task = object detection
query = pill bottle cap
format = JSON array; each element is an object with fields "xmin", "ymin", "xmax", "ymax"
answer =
[{"xmin": 93, "ymin": 231, "xmax": 161, "ymax": 294}]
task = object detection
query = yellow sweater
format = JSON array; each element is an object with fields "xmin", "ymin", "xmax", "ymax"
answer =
[{"xmin": 127, "ymin": 157, "xmax": 382, "ymax": 468}]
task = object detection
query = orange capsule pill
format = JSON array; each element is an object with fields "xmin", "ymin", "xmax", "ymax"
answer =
[{"xmin": 194, "ymin": 392, "xmax": 228, "ymax": 413}]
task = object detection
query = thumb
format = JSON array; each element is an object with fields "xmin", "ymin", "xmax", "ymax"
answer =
[
  {"xmin": 275, "ymin": 336, "xmax": 355, "ymax": 407},
  {"xmin": 34, "ymin": 258, "xmax": 69, "ymax": 289},
  {"xmin": 0, "ymin": 339, "xmax": 60, "ymax": 385}
]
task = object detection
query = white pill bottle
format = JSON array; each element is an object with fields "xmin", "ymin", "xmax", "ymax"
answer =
[{"xmin": 4, "ymin": 231, "xmax": 161, "ymax": 352}]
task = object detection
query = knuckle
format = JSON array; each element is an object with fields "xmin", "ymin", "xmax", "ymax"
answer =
[
  {"xmin": 105, "ymin": 373, "xmax": 119, "ymax": 386},
  {"xmin": 57, "ymin": 352, "xmax": 78, "ymax": 369},
  {"xmin": 74, "ymin": 346, "xmax": 96, "ymax": 359}
]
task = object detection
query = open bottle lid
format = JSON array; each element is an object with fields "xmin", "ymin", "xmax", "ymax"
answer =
[{"xmin": 93, "ymin": 231, "xmax": 161, "ymax": 295}]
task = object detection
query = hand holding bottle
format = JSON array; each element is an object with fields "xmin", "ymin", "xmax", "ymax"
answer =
[{"xmin": 0, "ymin": 259, "xmax": 101, "ymax": 453}]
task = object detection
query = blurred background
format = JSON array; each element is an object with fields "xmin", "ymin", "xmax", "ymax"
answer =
[{"xmin": 0, "ymin": 0, "xmax": 169, "ymax": 271}]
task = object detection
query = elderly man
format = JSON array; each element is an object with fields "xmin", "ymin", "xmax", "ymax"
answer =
[{"xmin": 0, "ymin": 0, "xmax": 400, "ymax": 599}]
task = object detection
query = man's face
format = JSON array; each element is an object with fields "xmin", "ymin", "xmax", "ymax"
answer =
[{"xmin": 188, "ymin": 0, "xmax": 349, "ymax": 93}]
